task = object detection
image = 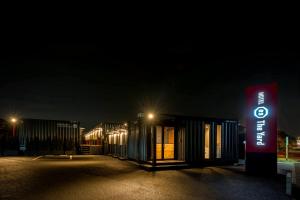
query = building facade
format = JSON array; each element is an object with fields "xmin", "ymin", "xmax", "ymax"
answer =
[
  {"xmin": 83, "ymin": 113, "xmax": 239, "ymax": 167},
  {"xmin": 17, "ymin": 119, "xmax": 80, "ymax": 155},
  {"xmin": 82, "ymin": 122, "xmax": 128, "ymax": 157},
  {"xmin": 127, "ymin": 113, "xmax": 239, "ymax": 166}
]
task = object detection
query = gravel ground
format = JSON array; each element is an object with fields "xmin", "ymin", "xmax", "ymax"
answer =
[{"xmin": 0, "ymin": 155, "xmax": 290, "ymax": 200}]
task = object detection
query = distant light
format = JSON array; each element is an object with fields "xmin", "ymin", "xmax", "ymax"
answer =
[
  {"xmin": 148, "ymin": 113, "xmax": 154, "ymax": 120},
  {"xmin": 124, "ymin": 123, "xmax": 127, "ymax": 126},
  {"xmin": 11, "ymin": 118, "xmax": 17, "ymax": 123}
]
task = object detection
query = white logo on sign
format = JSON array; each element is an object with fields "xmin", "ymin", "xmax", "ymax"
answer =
[{"xmin": 254, "ymin": 106, "xmax": 269, "ymax": 119}]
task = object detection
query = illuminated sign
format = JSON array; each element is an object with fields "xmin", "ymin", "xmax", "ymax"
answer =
[
  {"xmin": 253, "ymin": 92, "xmax": 269, "ymax": 146},
  {"xmin": 254, "ymin": 106, "xmax": 268, "ymax": 119},
  {"xmin": 246, "ymin": 83, "xmax": 277, "ymax": 153}
]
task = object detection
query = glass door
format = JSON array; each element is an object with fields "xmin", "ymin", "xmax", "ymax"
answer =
[
  {"xmin": 163, "ymin": 127, "xmax": 174, "ymax": 159},
  {"xmin": 156, "ymin": 126, "xmax": 175, "ymax": 160},
  {"xmin": 156, "ymin": 126, "xmax": 162, "ymax": 159}
]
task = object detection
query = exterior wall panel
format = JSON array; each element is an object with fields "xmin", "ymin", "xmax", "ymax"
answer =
[
  {"xmin": 17, "ymin": 119, "xmax": 80, "ymax": 155},
  {"xmin": 127, "ymin": 114, "xmax": 239, "ymax": 166},
  {"xmin": 84, "ymin": 122, "xmax": 128, "ymax": 157}
]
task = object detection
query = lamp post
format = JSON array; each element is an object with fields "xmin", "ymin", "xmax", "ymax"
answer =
[
  {"xmin": 10, "ymin": 118, "xmax": 17, "ymax": 137},
  {"xmin": 147, "ymin": 113, "xmax": 156, "ymax": 166},
  {"xmin": 9, "ymin": 117, "xmax": 19, "ymax": 153},
  {"xmin": 286, "ymin": 136, "xmax": 289, "ymax": 161}
]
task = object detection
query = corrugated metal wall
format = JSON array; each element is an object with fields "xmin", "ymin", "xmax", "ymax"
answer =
[
  {"xmin": 184, "ymin": 119, "xmax": 202, "ymax": 162},
  {"xmin": 183, "ymin": 119, "xmax": 238, "ymax": 163},
  {"xmin": 127, "ymin": 116, "xmax": 239, "ymax": 165},
  {"xmin": 127, "ymin": 121, "xmax": 148, "ymax": 162},
  {"xmin": 128, "ymin": 123, "xmax": 136, "ymax": 159},
  {"xmin": 17, "ymin": 119, "xmax": 80, "ymax": 154},
  {"xmin": 108, "ymin": 132, "xmax": 128, "ymax": 158},
  {"xmin": 177, "ymin": 127, "xmax": 185, "ymax": 161},
  {"xmin": 103, "ymin": 122, "xmax": 123, "ymax": 155}
]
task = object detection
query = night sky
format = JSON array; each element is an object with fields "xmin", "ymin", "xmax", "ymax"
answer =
[{"xmin": 1, "ymin": 30, "xmax": 300, "ymax": 136}]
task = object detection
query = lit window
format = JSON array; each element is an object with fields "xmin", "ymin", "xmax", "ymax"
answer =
[
  {"xmin": 156, "ymin": 126, "xmax": 162, "ymax": 159},
  {"xmin": 205, "ymin": 124, "xmax": 210, "ymax": 159},
  {"xmin": 216, "ymin": 125, "xmax": 222, "ymax": 158}
]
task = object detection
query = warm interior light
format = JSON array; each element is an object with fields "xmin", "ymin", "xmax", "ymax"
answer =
[{"xmin": 124, "ymin": 123, "xmax": 127, "ymax": 126}]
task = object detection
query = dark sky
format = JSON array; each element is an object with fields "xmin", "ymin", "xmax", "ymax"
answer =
[{"xmin": 1, "ymin": 26, "xmax": 300, "ymax": 136}]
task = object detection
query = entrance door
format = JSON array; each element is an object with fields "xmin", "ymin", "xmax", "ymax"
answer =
[
  {"xmin": 156, "ymin": 126, "xmax": 175, "ymax": 160},
  {"xmin": 163, "ymin": 127, "xmax": 174, "ymax": 159}
]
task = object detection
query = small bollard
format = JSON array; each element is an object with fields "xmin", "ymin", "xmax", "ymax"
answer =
[
  {"xmin": 286, "ymin": 171, "xmax": 292, "ymax": 196},
  {"xmin": 70, "ymin": 155, "xmax": 72, "ymax": 160}
]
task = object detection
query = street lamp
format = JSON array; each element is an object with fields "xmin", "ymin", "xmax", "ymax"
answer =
[
  {"xmin": 146, "ymin": 112, "xmax": 156, "ymax": 166},
  {"xmin": 10, "ymin": 117, "xmax": 17, "ymax": 137},
  {"xmin": 147, "ymin": 113, "xmax": 154, "ymax": 120},
  {"xmin": 11, "ymin": 118, "xmax": 17, "ymax": 123}
]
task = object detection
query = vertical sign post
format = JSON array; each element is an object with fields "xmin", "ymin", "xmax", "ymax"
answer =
[
  {"xmin": 245, "ymin": 83, "xmax": 277, "ymax": 175},
  {"xmin": 285, "ymin": 136, "xmax": 288, "ymax": 161}
]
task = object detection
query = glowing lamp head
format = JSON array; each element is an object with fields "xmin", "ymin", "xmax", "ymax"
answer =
[
  {"xmin": 147, "ymin": 113, "xmax": 154, "ymax": 120},
  {"xmin": 11, "ymin": 118, "xmax": 17, "ymax": 123},
  {"xmin": 124, "ymin": 123, "xmax": 128, "ymax": 126}
]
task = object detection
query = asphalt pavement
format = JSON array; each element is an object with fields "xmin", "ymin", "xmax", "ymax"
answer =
[{"xmin": 0, "ymin": 155, "xmax": 290, "ymax": 200}]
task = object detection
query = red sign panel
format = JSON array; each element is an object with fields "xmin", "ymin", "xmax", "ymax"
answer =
[{"xmin": 246, "ymin": 83, "xmax": 277, "ymax": 153}]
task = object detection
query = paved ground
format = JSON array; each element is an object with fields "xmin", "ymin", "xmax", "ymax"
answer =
[
  {"xmin": 0, "ymin": 155, "xmax": 290, "ymax": 200},
  {"xmin": 278, "ymin": 161, "xmax": 300, "ymax": 186}
]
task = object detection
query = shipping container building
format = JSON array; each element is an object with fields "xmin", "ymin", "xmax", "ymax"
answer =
[
  {"xmin": 17, "ymin": 119, "xmax": 80, "ymax": 155},
  {"xmin": 127, "ymin": 113, "xmax": 239, "ymax": 166}
]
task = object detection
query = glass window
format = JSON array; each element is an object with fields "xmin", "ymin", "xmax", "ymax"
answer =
[
  {"xmin": 204, "ymin": 124, "xmax": 210, "ymax": 159},
  {"xmin": 216, "ymin": 125, "xmax": 222, "ymax": 158},
  {"xmin": 156, "ymin": 126, "xmax": 162, "ymax": 159}
]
